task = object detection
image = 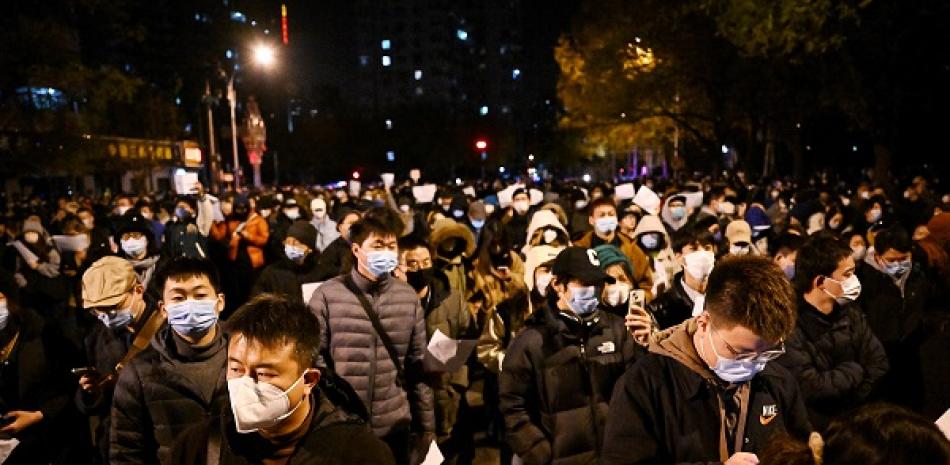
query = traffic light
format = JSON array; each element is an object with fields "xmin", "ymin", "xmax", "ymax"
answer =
[{"xmin": 474, "ymin": 138, "xmax": 488, "ymax": 151}]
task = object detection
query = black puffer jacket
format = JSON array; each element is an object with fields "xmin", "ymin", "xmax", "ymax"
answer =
[
  {"xmin": 110, "ymin": 325, "xmax": 229, "ymax": 465},
  {"xmin": 647, "ymin": 272, "xmax": 695, "ymax": 330},
  {"xmin": 169, "ymin": 391, "xmax": 395, "ymax": 465},
  {"xmin": 776, "ymin": 299, "xmax": 889, "ymax": 429},
  {"xmin": 499, "ymin": 304, "xmax": 640, "ymax": 465},
  {"xmin": 253, "ymin": 254, "xmax": 323, "ymax": 303},
  {"xmin": 315, "ymin": 237, "xmax": 352, "ymax": 281},
  {"xmin": 76, "ymin": 323, "xmax": 132, "ymax": 463}
]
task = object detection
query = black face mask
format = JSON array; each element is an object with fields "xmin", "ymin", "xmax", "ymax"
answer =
[
  {"xmin": 439, "ymin": 239, "xmax": 464, "ymax": 259},
  {"xmin": 406, "ymin": 268, "xmax": 435, "ymax": 291}
]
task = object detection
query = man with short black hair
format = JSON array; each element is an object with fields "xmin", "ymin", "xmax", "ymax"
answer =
[
  {"xmin": 602, "ymin": 256, "xmax": 811, "ymax": 465},
  {"xmin": 778, "ymin": 236, "xmax": 888, "ymax": 429},
  {"xmin": 111, "ymin": 257, "xmax": 229, "ymax": 465},
  {"xmin": 309, "ymin": 207, "xmax": 434, "ymax": 464},
  {"xmin": 170, "ymin": 294, "xmax": 395, "ymax": 464},
  {"xmin": 647, "ymin": 226, "xmax": 717, "ymax": 329}
]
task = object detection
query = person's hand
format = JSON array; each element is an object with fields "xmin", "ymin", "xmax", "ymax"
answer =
[
  {"xmin": 0, "ymin": 410, "xmax": 43, "ymax": 436},
  {"xmin": 724, "ymin": 452, "xmax": 759, "ymax": 465},
  {"xmin": 79, "ymin": 374, "xmax": 99, "ymax": 394},
  {"xmin": 26, "ymin": 260, "xmax": 39, "ymax": 270},
  {"xmin": 625, "ymin": 306, "xmax": 655, "ymax": 346}
]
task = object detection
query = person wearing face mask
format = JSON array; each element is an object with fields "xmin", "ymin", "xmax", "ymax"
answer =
[
  {"xmin": 210, "ymin": 195, "xmax": 270, "ymax": 315},
  {"xmin": 502, "ymin": 188, "xmax": 534, "ymax": 252},
  {"xmin": 602, "ymin": 256, "xmax": 810, "ymax": 465},
  {"xmin": 0, "ymin": 271, "xmax": 89, "ymax": 465},
  {"xmin": 632, "ymin": 214, "xmax": 678, "ymax": 296},
  {"xmin": 77, "ymin": 207, "xmax": 114, "ymax": 263},
  {"xmin": 523, "ymin": 245, "xmax": 564, "ymax": 315},
  {"xmin": 618, "ymin": 202, "xmax": 643, "ymax": 241},
  {"xmin": 253, "ymin": 221, "xmax": 322, "ymax": 304},
  {"xmin": 111, "ymin": 257, "xmax": 229, "ymax": 465},
  {"xmin": 593, "ymin": 244, "xmax": 636, "ymax": 317},
  {"xmin": 79, "ymin": 257, "xmax": 162, "ymax": 464},
  {"xmin": 770, "ymin": 233, "xmax": 804, "ymax": 281},
  {"xmin": 429, "ymin": 218, "xmax": 476, "ymax": 296},
  {"xmin": 466, "ymin": 200, "xmax": 488, "ymax": 244},
  {"xmin": 647, "ymin": 227, "xmax": 717, "ymax": 330},
  {"xmin": 725, "ymin": 220, "xmax": 757, "ymax": 257},
  {"xmin": 568, "ymin": 188, "xmax": 592, "ymax": 238},
  {"xmin": 574, "ymin": 197, "xmax": 655, "ymax": 302},
  {"xmin": 169, "ymin": 295, "xmax": 395, "ymax": 465},
  {"xmin": 661, "ymin": 195, "xmax": 691, "ymax": 233},
  {"xmin": 775, "ymin": 236, "xmax": 888, "ymax": 430},
  {"xmin": 309, "ymin": 197, "xmax": 339, "ymax": 253},
  {"xmin": 162, "ymin": 196, "xmax": 212, "ymax": 260},
  {"xmin": 136, "ymin": 200, "xmax": 165, "ymax": 245},
  {"xmin": 265, "ymin": 198, "xmax": 305, "ymax": 265},
  {"xmin": 13, "ymin": 217, "xmax": 70, "ymax": 315},
  {"xmin": 309, "ymin": 207, "xmax": 434, "ymax": 465},
  {"xmin": 115, "ymin": 214, "xmax": 164, "ymax": 303},
  {"xmin": 396, "ymin": 236, "xmax": 475, "ymax": 462},
  {"xmin": 855, "ymin": 226, "xmax": 934, "ymax": 411},
  {"xmin": 500, "ymin": 246, "xmax": 639, "ymax": 465},
  {"xmin": 522, "ymin": 209, "xmax": 570, "ymax": 256}
]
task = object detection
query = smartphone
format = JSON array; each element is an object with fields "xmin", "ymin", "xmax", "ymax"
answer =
[
  {"xmin": 71, "ymin": 367, "xmax": 99, "ymax": 377},
  {"xmin": 628, "ymin": 290, "xmax": 647, "ymax": 312}
]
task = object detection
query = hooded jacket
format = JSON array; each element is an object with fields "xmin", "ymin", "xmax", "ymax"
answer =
[
  {"xmin": 310, "ymin": 215, "xmax": 340, "ymax": 252},
  {"xmin": 601, "ymin": 319, "xmax": 811, "ymax": 465},
  {"xmin": 631, "ymin": 214, "xmax": 680, "ymax": 296},
  {"xmin": 110, "ymin": 324, "xmax": 229, "ymax": 465},
  {"xmin": 430, "ymin": 218, "xmax": 476, "ymax": 296},
  {"xmin": 210, "ymin": 212, "xmax": 269, "ymax": 269},
  {"xmin": 647, "ymin": 272, "xmax": 698, "ymax": 330},
  {"xmin": 253, "ymin": 253, "xmax": 323, "ymax": 304},
  {"xmin": 500, "ymin": 304, "xmax": 640, "ymax": 465},
  {"xmin": 470, "ymin": 249, "xmax": 528, "ymax": 372},
  {"xmin": 522, "ymin": 209, "xmax": 570, "ymax": 256}
]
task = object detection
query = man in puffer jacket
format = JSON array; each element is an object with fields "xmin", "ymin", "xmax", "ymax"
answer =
[
  {"xmin": 501, "ymin": 247, "xmax": 640, "ymax": 465},
  {"xmin": 309, "ymin": 207, "xmax": 434, "ymax": 465}
]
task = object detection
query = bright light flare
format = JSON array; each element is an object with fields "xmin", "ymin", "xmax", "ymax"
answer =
[{"xmin": 252, "ymin": 44, "xmax": 277, "ymax": 68}]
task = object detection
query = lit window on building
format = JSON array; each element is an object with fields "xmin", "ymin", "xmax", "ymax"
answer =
[
  {"xmin": 381, "ymin": 39, "xmax": 391, "ymax": 50},
  {"xmin": 456, "ymin": 29, "xmax": 468, "ymax": 41},
  {"xmin": 415, "ymin": 87, "xmax": 424, "ymax": 96},
  {"xmin": 226, "ymin": 49, "xmax": 234, "ymax": 59},
  {"xmin": 359, "ymin": 55, "xmax": 370, "ymax": 66},
  {"xmin": 386, "ymin": 150, "xmax": 395, "ymax": 162},
  {"xmin": 512, "ymin": 68, "xmax": 521, "ymax": 79},
  {"xmin": 230, "ymin": 11, "xmax": 246, "ymax": 22},
  {"xmin": 382, "ymin": 55, "xmax": 392, "ymax": 67},
  {"xmin": 414, "ymin": 70, "xmax": 423, "ymax": 80},
  {"xmin": 479, "ymin": 105, "xmax": 489, "ymax": 116},
  {"xmin": 385, "ymin": 119, "xmax": 393, "ymax": 129},
  {"xmin": 16, "ymin": 87, "xmax": 67, "ymax": 110}
]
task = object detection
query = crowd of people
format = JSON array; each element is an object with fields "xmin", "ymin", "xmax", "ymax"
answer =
[{"xmin": 0, "ymin": 168, "xmax": 947, "ymax": 465}]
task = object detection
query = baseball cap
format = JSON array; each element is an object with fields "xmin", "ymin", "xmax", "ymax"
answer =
[
  {"xmin": 551, "ymin": 246, "xmax": 615, "ymax": 285},
  {"xmin": 82, "ymin": 256, "xmax": 137, "ymax": 308},
  {"xmin": 725, "ymin": 220, "xmax": 752, "ymax": 245}
]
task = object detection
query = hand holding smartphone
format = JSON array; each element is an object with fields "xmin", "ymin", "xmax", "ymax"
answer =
[{"xmin": 626, "ymin": 290, "xmax": 656, "ymax": 346}]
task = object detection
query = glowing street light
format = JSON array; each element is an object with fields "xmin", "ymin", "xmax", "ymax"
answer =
[{"xmin": 252, "ymin": 44, "xmax": 277, "ymax": 68}]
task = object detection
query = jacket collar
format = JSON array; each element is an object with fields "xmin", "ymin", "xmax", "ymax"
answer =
[{"xmin": 348, "ymin": 267, "xmax": 390, "ymax": 294}]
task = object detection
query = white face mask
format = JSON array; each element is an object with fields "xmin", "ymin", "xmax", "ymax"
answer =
[
  {"xmin": 513, "ymin": 200, "xmax": 530, "ymax": 214},
  {"xmin": 851, "ymin": 245, "xmax": 867, "ymax": 261},
  {"xmin": 542, "ymin": 229, "xmax": 558, "ymax": 244},
  {"xmin": 604, "ymin": 282, "xmax": 631, "ymax": 307},
  {"xmin": 729, "ymin": 244, "xmax": 751, "ymax": 256},
  {"xmin": 310, "ymin": 199, "xmax": 327, "ymax": 220},
  {"xmin": 228, "ymin": 374, "xmax": 307, "ymax": 434},
  {"xmin": 823, "ymin": 274, "xmax": 862, "ymax": 305},
  {"xmin": 535, "ymin": 272, "xmax": 553, "ymax": 297},
  {"xmin": 683, "ymin": 250, "xmax": 715, "ymax": 281}
]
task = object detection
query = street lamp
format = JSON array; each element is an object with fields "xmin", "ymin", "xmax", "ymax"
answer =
[{"xmin": 227, "ymin": 43, "xmax": 277, "ymax": 189}]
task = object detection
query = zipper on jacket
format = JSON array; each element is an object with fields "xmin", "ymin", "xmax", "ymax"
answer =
[
  {"xmin": 367, "ymin": 291, "xmax": 377, "ymax": 426},
  {"xmin": 577, "ymin": 327, "xmax": 602, "ymax": 449}
]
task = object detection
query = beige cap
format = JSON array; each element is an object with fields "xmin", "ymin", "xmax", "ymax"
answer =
[
  {"xmin": 82, "ymin": 256, "xmax": 136, "ymax": 308},
  {"xmin": 725, "ymin": 220, "xmax": 752, "ymax": 245}
]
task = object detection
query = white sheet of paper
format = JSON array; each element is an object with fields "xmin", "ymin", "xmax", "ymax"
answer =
[
  {"xmin": 301, "ymin": 282, "xmax": 323, "ymax": 304},
  {"xmin": 421, "ymin": 439, "xmax": 444, "ymax": 465},
  {"xmin": 682, "ymin": 191, "xmax": 704, "ymax": 210},
  {"xmin": 349, "ymin": 180, "xmax": 362, "ymax": 197},
  {"xmin": 11, "ymin": 241, "xmax": 38, "ymax": 263},
  {"xmin": 937, "ymin": 408, "xmax": 950, "ymax": 440},
  {"xmin": 409, "ymin": 169, "xmax": 421, "ymax": 183},
  {"xmin": 174, "ymin": 171, "xmax": 199, "ymax": 195},
  {"xmin": 615, "ymin": 183, "xmax": 636, "ymax": 201},
  {"xmin": 381, "ymin": 173, "xmax": 395, "ymax": 187},
  {"xmin": 632, "ymin": 185, "xmax": 661, "ymax": 214},
  {"xmin": 52, "ymin": 234, "xmax": 90, "ymax": 252},
  {"xmin": 462, "ymin": 186, "xmax": 476, "ymax": 197},
  {"xmin": 412, "ymin": 184, "xmax": 437, "ymax": 203},
  {"xmin": 529, "ymin": 189, "xmax": 544, "ymax": 206},
  {"xmin": 0, "ymin": 438, "xmax": 20, "ymax": 463},
  {"xmin": 496, "ymin": 188, "xmax": 513, "ymax": 208},
  {"xmin": 211, "ymin": 198, "xmax": 225, "ymax": 222},
  {"xmin": 427, "ymin": 329, "xmax": 458, "ymax": 364}
]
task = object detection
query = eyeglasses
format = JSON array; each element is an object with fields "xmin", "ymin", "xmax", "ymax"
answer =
[{"xmin": 710, "ymin": 324, "xmax": 785, "ymax": 363}]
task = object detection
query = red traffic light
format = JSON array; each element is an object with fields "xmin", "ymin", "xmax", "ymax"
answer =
[
  {"xmin": 352, "ymin": 171, "xmax": 360, "ymax": 180},
  {"xmin": 475, "ymin": 139, "xmax": 488, "ymax": 151}
]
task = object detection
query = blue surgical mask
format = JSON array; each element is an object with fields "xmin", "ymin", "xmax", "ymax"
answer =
[
  {"xmin": 670, "ymin": 206, "xmax": 687, "ymax": 221},
  {"xmin": 782, "ymin": 263, "xmax": 796, "ymax": 280},
  {"xmin": 166, "ymin": 299, "xmax": 219, "ymax": 339},
  {"xmin": 0, "ymin": 303, "xmax": 8, "ymax": 331},
  {"xmin": 703, "ymin": 327, "xmax": 767, "ymax": 383},
  {"xmin": 98, "ymin": 309, "xmax": 133, "ymax": 330},
  {"xmin": 567, "ymin": 285, "xmax": 599, "ymax": 315},
  {"xmin": 175, "ymin": 207, "xmax": 191, "ymax": 220},
  {"xmin": 121, "ymin": 237, "xmax": 148, "ymax": 257},
  {"xmin": 365, "ymin": 250, "xmax": 398, "ymax": 277},
  {"xmin": 285, "ymin": 245, "xmax": 306, "ymax": 262},
  {"xmin": 470, "ymin": 219, "xmax": 485, "ymax": 229},
  {"xmin": 594, "ymin": 216, "xmax": 618, "ymax": 234},
  {"xmin": 883, "ymin": 259, "xmax": 911, "ymax": 277},
  {"xmin": 639, "ymin": 233, "xmax": 660, "ymax": 250}
]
